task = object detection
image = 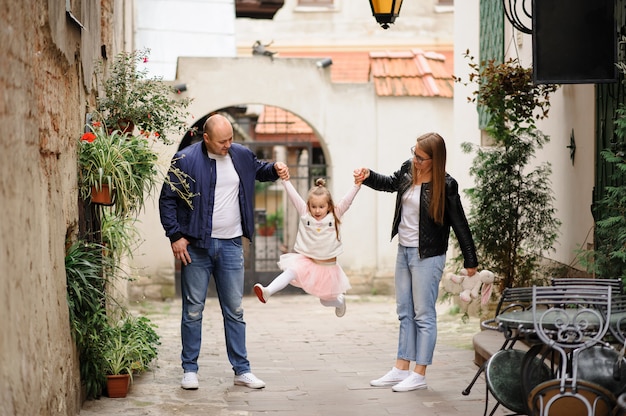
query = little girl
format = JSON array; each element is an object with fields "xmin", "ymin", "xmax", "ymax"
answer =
[{"xmin": 254, "ymin": 175, "xmax": 362, "ymax": 317}]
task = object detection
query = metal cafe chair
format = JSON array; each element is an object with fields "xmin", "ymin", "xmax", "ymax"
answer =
[
  {"xmin": 551, "ymin": 277, "xmax": 623, "ymax": 295},
  {"xmin": 526, "ymin": 285, "xmax": 616, "ymax": 416},
  {"xmin": 484, "ymin": 345, "xmax": 553, "ymax": 416},
  {"xmin": 462, "ymin": 287, "xmax": 534, "ymax": 398}
]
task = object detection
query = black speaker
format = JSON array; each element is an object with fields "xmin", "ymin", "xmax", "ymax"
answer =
[{"xmin": 532, "ymin": 0, "xmax": 617, "ymax": 84}]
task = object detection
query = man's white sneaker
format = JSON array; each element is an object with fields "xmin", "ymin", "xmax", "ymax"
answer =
[
  {"xmin": 254, "ymin": 284, "xmax": 270, "ymax": 303},
  {"xmin": 391, "ymin": 372, "xmax": 427, "ymax": 392},
  {"xmin": 234, "ymin": 372, "xmax": 266, "ymax": 389},
  {"xmin": 181, "ymin": 372, "xmax": 199, "ymax": 390},
  {"xmin": 335, "ymin": 294, "xmax": 346, "ymax": 317},
  {"xmin": 370, "ymin": 367, "xmax": 410, "ymax": 387}
]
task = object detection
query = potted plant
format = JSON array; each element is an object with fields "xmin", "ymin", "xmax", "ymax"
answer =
[
  {"xmin": 100, "ymin": 313, "xmax": 160, "ymax": 398},
  {"xmin": 101, "ymin": 325, "xmax": 134, "ymax": 398},
  {"xmin": 78, "ymin": 123, "xmax": 160, "ymax": 217},
  {"xmin": 454, "ymin": 53, "xmax": 561, "ymax": 291},
  {"xmin": 94, "ymin": 48, "xmax": 192, "ymax": 144},
  {"xmin": 258, "ymin": 209, "xmax": 283, "ymax": 236}
]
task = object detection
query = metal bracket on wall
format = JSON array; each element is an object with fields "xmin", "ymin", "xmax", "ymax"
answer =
[{"xmin": 567, "ymin": 128, "xmax": 576, "ymax": 165}]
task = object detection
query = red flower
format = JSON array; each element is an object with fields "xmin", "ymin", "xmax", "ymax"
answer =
[
  {"xmin": 81, "ymin": 132, "xmax": 96, "ymax": 143},
  {"xmin": 92, "ymin": 121, "xmax": 101, "ymax": 128},
  {"xmin": 143, "ymin": 57, "xmax": 148, "ymax": 63},
  {"xmin": 154, "ymin": 132, "xmax": 160, "ymax": 137}
]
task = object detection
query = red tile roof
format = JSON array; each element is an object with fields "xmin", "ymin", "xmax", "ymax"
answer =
[
  {"xmin": 255, "ymin": 105, "xmax": 318, "ymax": 144},
  {"xmin": 255, "ymin": 105, "xmax": 312, "ymax": 134},
  {"xmin": 277, "ymin": 49, "xmax": 453, "ymax": 97},
  {"xmin": 370, "ymin": 49, "xmax": 454, "ymax": 97}
]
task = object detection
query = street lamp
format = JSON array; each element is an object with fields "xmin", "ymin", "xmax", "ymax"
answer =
[{"xmin": 369, "ymin": 0, "xmax": 403, "ymax": 29}]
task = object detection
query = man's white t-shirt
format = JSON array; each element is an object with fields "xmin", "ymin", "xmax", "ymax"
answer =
[{"xmin": 208, "ymin": 151, "xmax": 243, "ymax": 238}]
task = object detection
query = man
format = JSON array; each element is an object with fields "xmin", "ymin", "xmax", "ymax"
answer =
[{"xmin": 159, "ymin": 113, "xmax": 289, "ymax": 390}]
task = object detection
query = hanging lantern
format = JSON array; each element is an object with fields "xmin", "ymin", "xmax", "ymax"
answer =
[{"xmin": 369, "ymin": 0, "xmax": 403, "ymax": 29}]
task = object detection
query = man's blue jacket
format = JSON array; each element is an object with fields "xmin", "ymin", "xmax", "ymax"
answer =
[{"xmin": 159, "ymin": 141, "xmax": 279, "ymax": 247}]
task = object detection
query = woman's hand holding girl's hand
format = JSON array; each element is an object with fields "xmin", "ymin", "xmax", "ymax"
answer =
[{"xmin": 354, "ymin": 168, "xmax": 369, "ymax": 185}]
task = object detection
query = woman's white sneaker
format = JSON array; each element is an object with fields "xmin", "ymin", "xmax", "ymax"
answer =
[
  {"xmin": 370, "ymin": 367, "xmax": 410, "ymax": 387},
  {"xmin": 391, "ymin": 372, "xmax": 427, "ymax": 392}
]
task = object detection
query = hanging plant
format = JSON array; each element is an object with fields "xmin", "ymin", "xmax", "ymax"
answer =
[
  {"xmin": 78, "ymin": 123, "xmax": 160, "ymax": 217},
  {"xmin": 94, "ymin": 48, "xmax": 192, "ymax": 144}
]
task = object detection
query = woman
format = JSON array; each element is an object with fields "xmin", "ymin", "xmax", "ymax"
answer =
[{"xmin": 355, "ymin": 132, "xmax": 478, "ymax": 392}]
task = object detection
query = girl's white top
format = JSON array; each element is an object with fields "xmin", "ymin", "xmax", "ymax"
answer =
[{"xmin": 282, "ymin": 180, "xmax": 360, "ymax": 260}]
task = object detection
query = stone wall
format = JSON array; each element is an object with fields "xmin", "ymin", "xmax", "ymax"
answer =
[{"xmin": 0, "ymin": 1, "xmax": 122, "ymax": 414}]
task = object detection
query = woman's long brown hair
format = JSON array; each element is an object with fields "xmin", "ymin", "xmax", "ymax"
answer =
[{"xmin": 411, "ymin": 132, "xmax": 447, "ymax": 225}]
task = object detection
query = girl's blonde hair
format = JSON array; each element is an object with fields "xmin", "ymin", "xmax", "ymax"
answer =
[
  {"xmin": 307, "ymin": 178, "xmax": 341, "ymax": 239},
  {"xmin": 411, "ymin": 132, "xmax": 447, "ymax": 225}
]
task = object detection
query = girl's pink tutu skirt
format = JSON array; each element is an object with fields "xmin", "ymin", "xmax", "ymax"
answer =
[{"xmin": 278, "ymin": 253, "xmax": 351, "ymax": 300}]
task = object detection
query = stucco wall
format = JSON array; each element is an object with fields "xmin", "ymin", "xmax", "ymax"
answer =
[{"xmin": 0, "ymin": 1, "xmax": 123, "ymax": 414}]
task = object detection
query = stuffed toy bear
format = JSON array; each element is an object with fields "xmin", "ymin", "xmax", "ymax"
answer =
[{"xmin": 448, "ymin": 269, "xmax": 495, "ymax": 305}]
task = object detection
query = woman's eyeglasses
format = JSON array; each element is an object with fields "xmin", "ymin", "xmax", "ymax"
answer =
[{"xmin": 410, "ymin": 146, "xmax": 431, "ymax": 163}]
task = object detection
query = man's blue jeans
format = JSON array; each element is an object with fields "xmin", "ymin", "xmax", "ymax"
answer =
[
  {"xmin": 394, "ymin": 245, "xmax": 445, "ymax": 366},
  {"xmin": 180, "ymin": 238, "xmax": 250, "ymax": 375}
]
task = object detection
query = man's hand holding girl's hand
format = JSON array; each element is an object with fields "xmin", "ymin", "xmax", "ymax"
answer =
[{"xmin": 275, "ymin": 162, "xmax": 290, "ymax": 180}]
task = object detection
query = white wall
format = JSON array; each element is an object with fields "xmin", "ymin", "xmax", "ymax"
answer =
[
  {"xmin": 369, "ymin": 96, "xmax": 455, "ymax": 272},
  {"xmin": 134, "ymin": 0, "xmax": 237, "ymax": 79},
  {"xmin": 452, "ymin": 0, "xmax": 480, "ymax": 196},
  {"xmin": 235, "ymin": 0, "xmax": 454, "ymax": 52}
]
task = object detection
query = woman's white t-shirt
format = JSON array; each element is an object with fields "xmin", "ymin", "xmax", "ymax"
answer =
[{"xmin": 398, "ymin": 184, "xmax": 421, "ymax": 248}]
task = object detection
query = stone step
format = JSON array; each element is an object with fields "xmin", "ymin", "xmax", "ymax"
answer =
[{"xmin": 472, "ymin": 329, "xmax": 531, "ymax": 367}]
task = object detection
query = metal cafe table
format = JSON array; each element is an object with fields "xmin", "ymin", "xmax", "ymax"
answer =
[{"xmin": 486, "ymin": 286, "xmax": 626, "ymax": 416}]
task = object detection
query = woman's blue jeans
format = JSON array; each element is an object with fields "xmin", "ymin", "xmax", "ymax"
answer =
[
  {"xmin": 180, "ymin": 238, "xmax": 250, "ymax": 375},
  {"xmin": 394, "ymin": 245, "xmax": 445, "ymax": 366}
]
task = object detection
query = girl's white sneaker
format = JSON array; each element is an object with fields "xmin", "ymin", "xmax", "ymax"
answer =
[{"xmin": 335, "ymin": 294, "xmax": 346, "ymax": 317}]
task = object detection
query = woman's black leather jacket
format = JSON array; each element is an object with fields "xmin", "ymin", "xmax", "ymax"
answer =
[{"xmin": 363, "ymin": 159, "xmax": 478, "ymax": 269}]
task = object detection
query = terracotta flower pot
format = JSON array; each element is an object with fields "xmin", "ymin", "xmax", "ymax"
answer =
[
  {"xmin": 258, "ymin": 225, "xmax": 276, "ymax": 236},
  {"xmin": 106, "ymin": 374, "xmax": 130, "ymax": 398},
  {"xmin": 90, "ymin": 184, "xmax": 114, "ymax": 206}
]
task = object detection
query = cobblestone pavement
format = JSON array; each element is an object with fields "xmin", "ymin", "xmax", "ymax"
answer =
[{"xmin": 79, "ymin": 294, "xmax": 508, "ymax": 415}]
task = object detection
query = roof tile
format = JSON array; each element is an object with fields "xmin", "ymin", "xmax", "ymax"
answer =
[
  {"xmin": 370, "ymin": 49, "xmax": 454, "ymax": 97},
  {"xmin": 274, "ymin": 49, "xmax": 453, "ymax": 97}
]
